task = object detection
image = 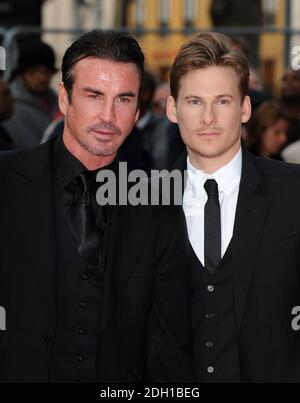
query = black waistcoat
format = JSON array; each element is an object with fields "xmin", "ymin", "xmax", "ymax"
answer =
[
  {"xmin": 48, "ymin": 186, "xmax": 105, "ymax": 383},
  {"xmin": 189, "ymin": 241, "xmax": 241, "ymax": 382}
]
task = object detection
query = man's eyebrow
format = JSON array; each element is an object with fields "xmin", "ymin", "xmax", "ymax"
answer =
[
  {"xmin": 83, "ymin": 87, "xmax": 103, "ymax": 95},
  {"xmin": 82, "ymin": 87, "xmax": 137, "ymax": 97},
  {"xmin": 117, "ymin": 91, "xmax": 137, "ymax": 98},
  {"xmin": 185, "ymin": 94, "xmax": 234, "ymax": 100},
  {"xmin": 215, "ymin": 94, "xmax": 234, "ymax": 99}
]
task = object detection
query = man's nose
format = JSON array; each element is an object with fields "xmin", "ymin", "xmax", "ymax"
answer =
[
  {"xmin": 201, "ymin": 104, "xmax": 216, "ymax": 126},
  {"xmin": 100, "ymin": 100, "xmax": 116, "ymax": 122}
]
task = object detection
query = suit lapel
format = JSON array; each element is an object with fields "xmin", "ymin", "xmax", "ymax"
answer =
[
  {"xmin": 232, "ymin": 150, "xmax": 269, "ymax": 331},
  {"xmin": 99, "ymin": 203, "xmax": 153, "ymax": 334},
  {"xmin": 6, "ymin": 142, "xmax": 56, "ymax": 322}
]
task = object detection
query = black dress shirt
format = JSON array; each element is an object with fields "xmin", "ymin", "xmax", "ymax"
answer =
[{"xmin": 49, "ymin": 134, "xmax": 111, "ymax": 382}]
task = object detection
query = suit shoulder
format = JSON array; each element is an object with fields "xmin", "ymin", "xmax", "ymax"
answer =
[
  {"xmin": 249, "ymin": 152, "xmax": 300, "ymax": 179},
  {"xmin": 0, "ymin": 140, "xmax": 52, "ymax": 173},
  {"xmin": 0, "ymin": 149, "xmax": 29, "ymax": 170}
]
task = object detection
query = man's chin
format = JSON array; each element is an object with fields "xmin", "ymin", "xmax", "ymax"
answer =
[
  {"xmin": 88, "ymin": 146, "xmax": 117, "ymax": 158},
  {"xmin": 190, "ymin": 145, "xmax": 224, "ymax": 158}
]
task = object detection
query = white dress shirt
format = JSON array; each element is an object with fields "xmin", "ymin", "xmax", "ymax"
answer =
[{"xmin": 183, "ymin": 148, "xmax": 242, "ymax": 266}]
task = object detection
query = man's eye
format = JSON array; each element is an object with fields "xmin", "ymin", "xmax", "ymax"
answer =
[
  {"xmin": 188, "ymin": 99, "xmax": 201, "ymax": 105},
  {"xmin": 88, "ymin": 94, "xmax": 100, "ymax": 99},
  {"xmin": 117, "ymin": 97, "xmax": 130, "ymax": 103},
  {"xmin": 217, "ymin": 99, "xmax": 230, "ymax": 105}
]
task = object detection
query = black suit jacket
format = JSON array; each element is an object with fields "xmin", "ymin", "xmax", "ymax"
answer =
[
  {"xmin": 0, "ymin": 140, "xmax": 193, "ymax": 383},
  {"xmin": 174, "ymin": 148, "xmax": 300, "ymax": 382}
]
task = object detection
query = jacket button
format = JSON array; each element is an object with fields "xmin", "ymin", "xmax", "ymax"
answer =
[
  {"xmin": 80, "ymin": 301, "xmax": 87, "ymax": 308},
  {"xmin": 207, "ymin": 285, "xmax": 214, "ymax": 293},
  {"xmin": 207, "ymin": 366, "xmax": 214, "ymax": 374}
]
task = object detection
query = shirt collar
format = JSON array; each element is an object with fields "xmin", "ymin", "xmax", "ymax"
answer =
[
  {"xmin": 53, "ymin": 134, "xmax": 86, "ymax": 190},
  {"xmin": 53, "ymin": 134, "xmax": 119, "ymax": 190},
  {"xmin": 186, "ymin": 147, "xmax": 242, "ymax": 198}
]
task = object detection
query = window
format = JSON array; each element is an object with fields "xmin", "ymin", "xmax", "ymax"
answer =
[
  {"xmin": 262, "ymin": 0, "xmax": 279, "ymax": 26},
  {"xmin": 185, "ymin": 0, "xmax": 196, "ymax": 28},
  {"xmin": 159, "ymin": 0, "xmax": 170, "ymax": 28},
  {"xmin": 136, "ymin": 0, "xmax": 145, "ymax": 28}
]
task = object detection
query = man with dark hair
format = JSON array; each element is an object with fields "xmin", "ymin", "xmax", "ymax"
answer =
[
  {"xmin": 4, "ymin": 40, "xmax": 58, "ymax": 148},
  {"xmin": 280, "ymin": 69, "xmax": 300, "ymax": 163},
  {"xmin": 280, "ymin": 68, "xmax": 300, "ymax": 146},
  {"xmin": 0, "ymin": 30, "xmax": 192, "ymax": 383},
  {"xmin": 167, "ymin": 31, "xmax": 300, "ymax": 382},
  {"xmin": 119, "ymin": 70, "xmax": 170, "ymax": 172}
]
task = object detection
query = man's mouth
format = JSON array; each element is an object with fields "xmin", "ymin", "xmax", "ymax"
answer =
[
  {"xmin": 197, "ymin": 131, "xmax": 222, "ymax": 137},
  {"xmin": 93, "ymin": 129, "xmax": 115, "ymax": 136}
]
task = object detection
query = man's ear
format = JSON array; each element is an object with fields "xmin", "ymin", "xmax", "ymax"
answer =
[
  {"xmin": 134, "ymin": 107, "xmax": 140, "ymax": 125},
  {"xmin": 241, "ymin": 95, "xmax": 252, "ymax": 124},
  {"xmin": 166, "ymin": 95, "xmax": 178, "ymax": 124},
  {"xmin": 58, "ymin": 82, "xmax": 69, "ymax": 116}
]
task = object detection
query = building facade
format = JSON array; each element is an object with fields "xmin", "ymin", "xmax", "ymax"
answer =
[
  {"xmin": 124, "ymin": 0, "xmax": 289, "ymax": 94},
  {"xmin": 38, "ymin": 0, "xmax": 300, "ymax": 94}
]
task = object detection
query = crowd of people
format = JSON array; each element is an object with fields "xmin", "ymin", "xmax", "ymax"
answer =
[{"xmin": 2, "ymin": 35, "xmax": 300, "ymax": 168}]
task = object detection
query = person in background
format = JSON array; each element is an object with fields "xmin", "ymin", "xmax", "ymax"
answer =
[
  {"xmin": 232, "ymin": 36, "xmax": 269, "ymax": 111},
  {"xmin": 0, "ymin": 77, "xmax": 15, "ymax": 151},
  {"xmin": 119, "ymin": 70, "xmax": 170, "ymax": 171},
  {"xmin": 280, "ymin": 68, "xmax": 300, "ymax": 146},
  {"xmin": 247, "ymin": 67, "xmax": 270, "ymax": 111},
  {"xmin": 152, "ymin": 81, "xmax": 170, "ymax": 117},
  {"xmin": 3, "ymin": 40, "xmax": 58, "ymax": 149},
  {"xmin": 281, "ymin": 136, "xmax": 300, "ymax": 163},
  {"xmin": 246, "ymin": 100, "xmax": 289, "ymax": 159}
]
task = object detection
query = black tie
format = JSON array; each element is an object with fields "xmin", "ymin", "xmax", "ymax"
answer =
[
  {"xmin": 204, "ymin": 179, "xmax": 221, "ymax": 274},
  {"xmin": 66, "ymin": 172, "xmax": 100, "ymax": 268}
]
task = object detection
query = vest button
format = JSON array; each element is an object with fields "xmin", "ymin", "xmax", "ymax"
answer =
[
  {"xmin": 206, "ymin": 341, "xmax": 214, "ymax": 348},
  {"xmin": 80, "ymin": 300, "xmax": 87, "ymax": 308},
  {"xmin": 207, "ymin": 366, "xmax": 214, "ymax": 374},
  {"xmin": 78, "ymin": 328, "xmax": 84, "ymax": 335},
  {"xmin": 206, "ymin": 313, "xmax": 214, "ymax": 320},
  {"xmin": 77, "ymin": 355, "xmax": 84, "ymax": 362},
  {"xmin": 207, "ymin": 285, "xmax": 214, "ymax": 293}
]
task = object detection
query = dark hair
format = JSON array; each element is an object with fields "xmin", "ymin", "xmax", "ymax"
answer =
[
  {"xmin": 170, "ymin": 32, "xmax": 249, "ymax": 101},
  {"xmin": 247, "ymin": 100, "xmax": 290, "ymax": 154},
  {"xmin": 62, "ymin": 29, "xmax": 144, "ymax": 100},
  {"xmin": 140, "ymin": 70, "xmax": 157, "ymax": 109},
  {"xmin": 12, "ymin": 40, "xmax": 56, "ymax": 80}
]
